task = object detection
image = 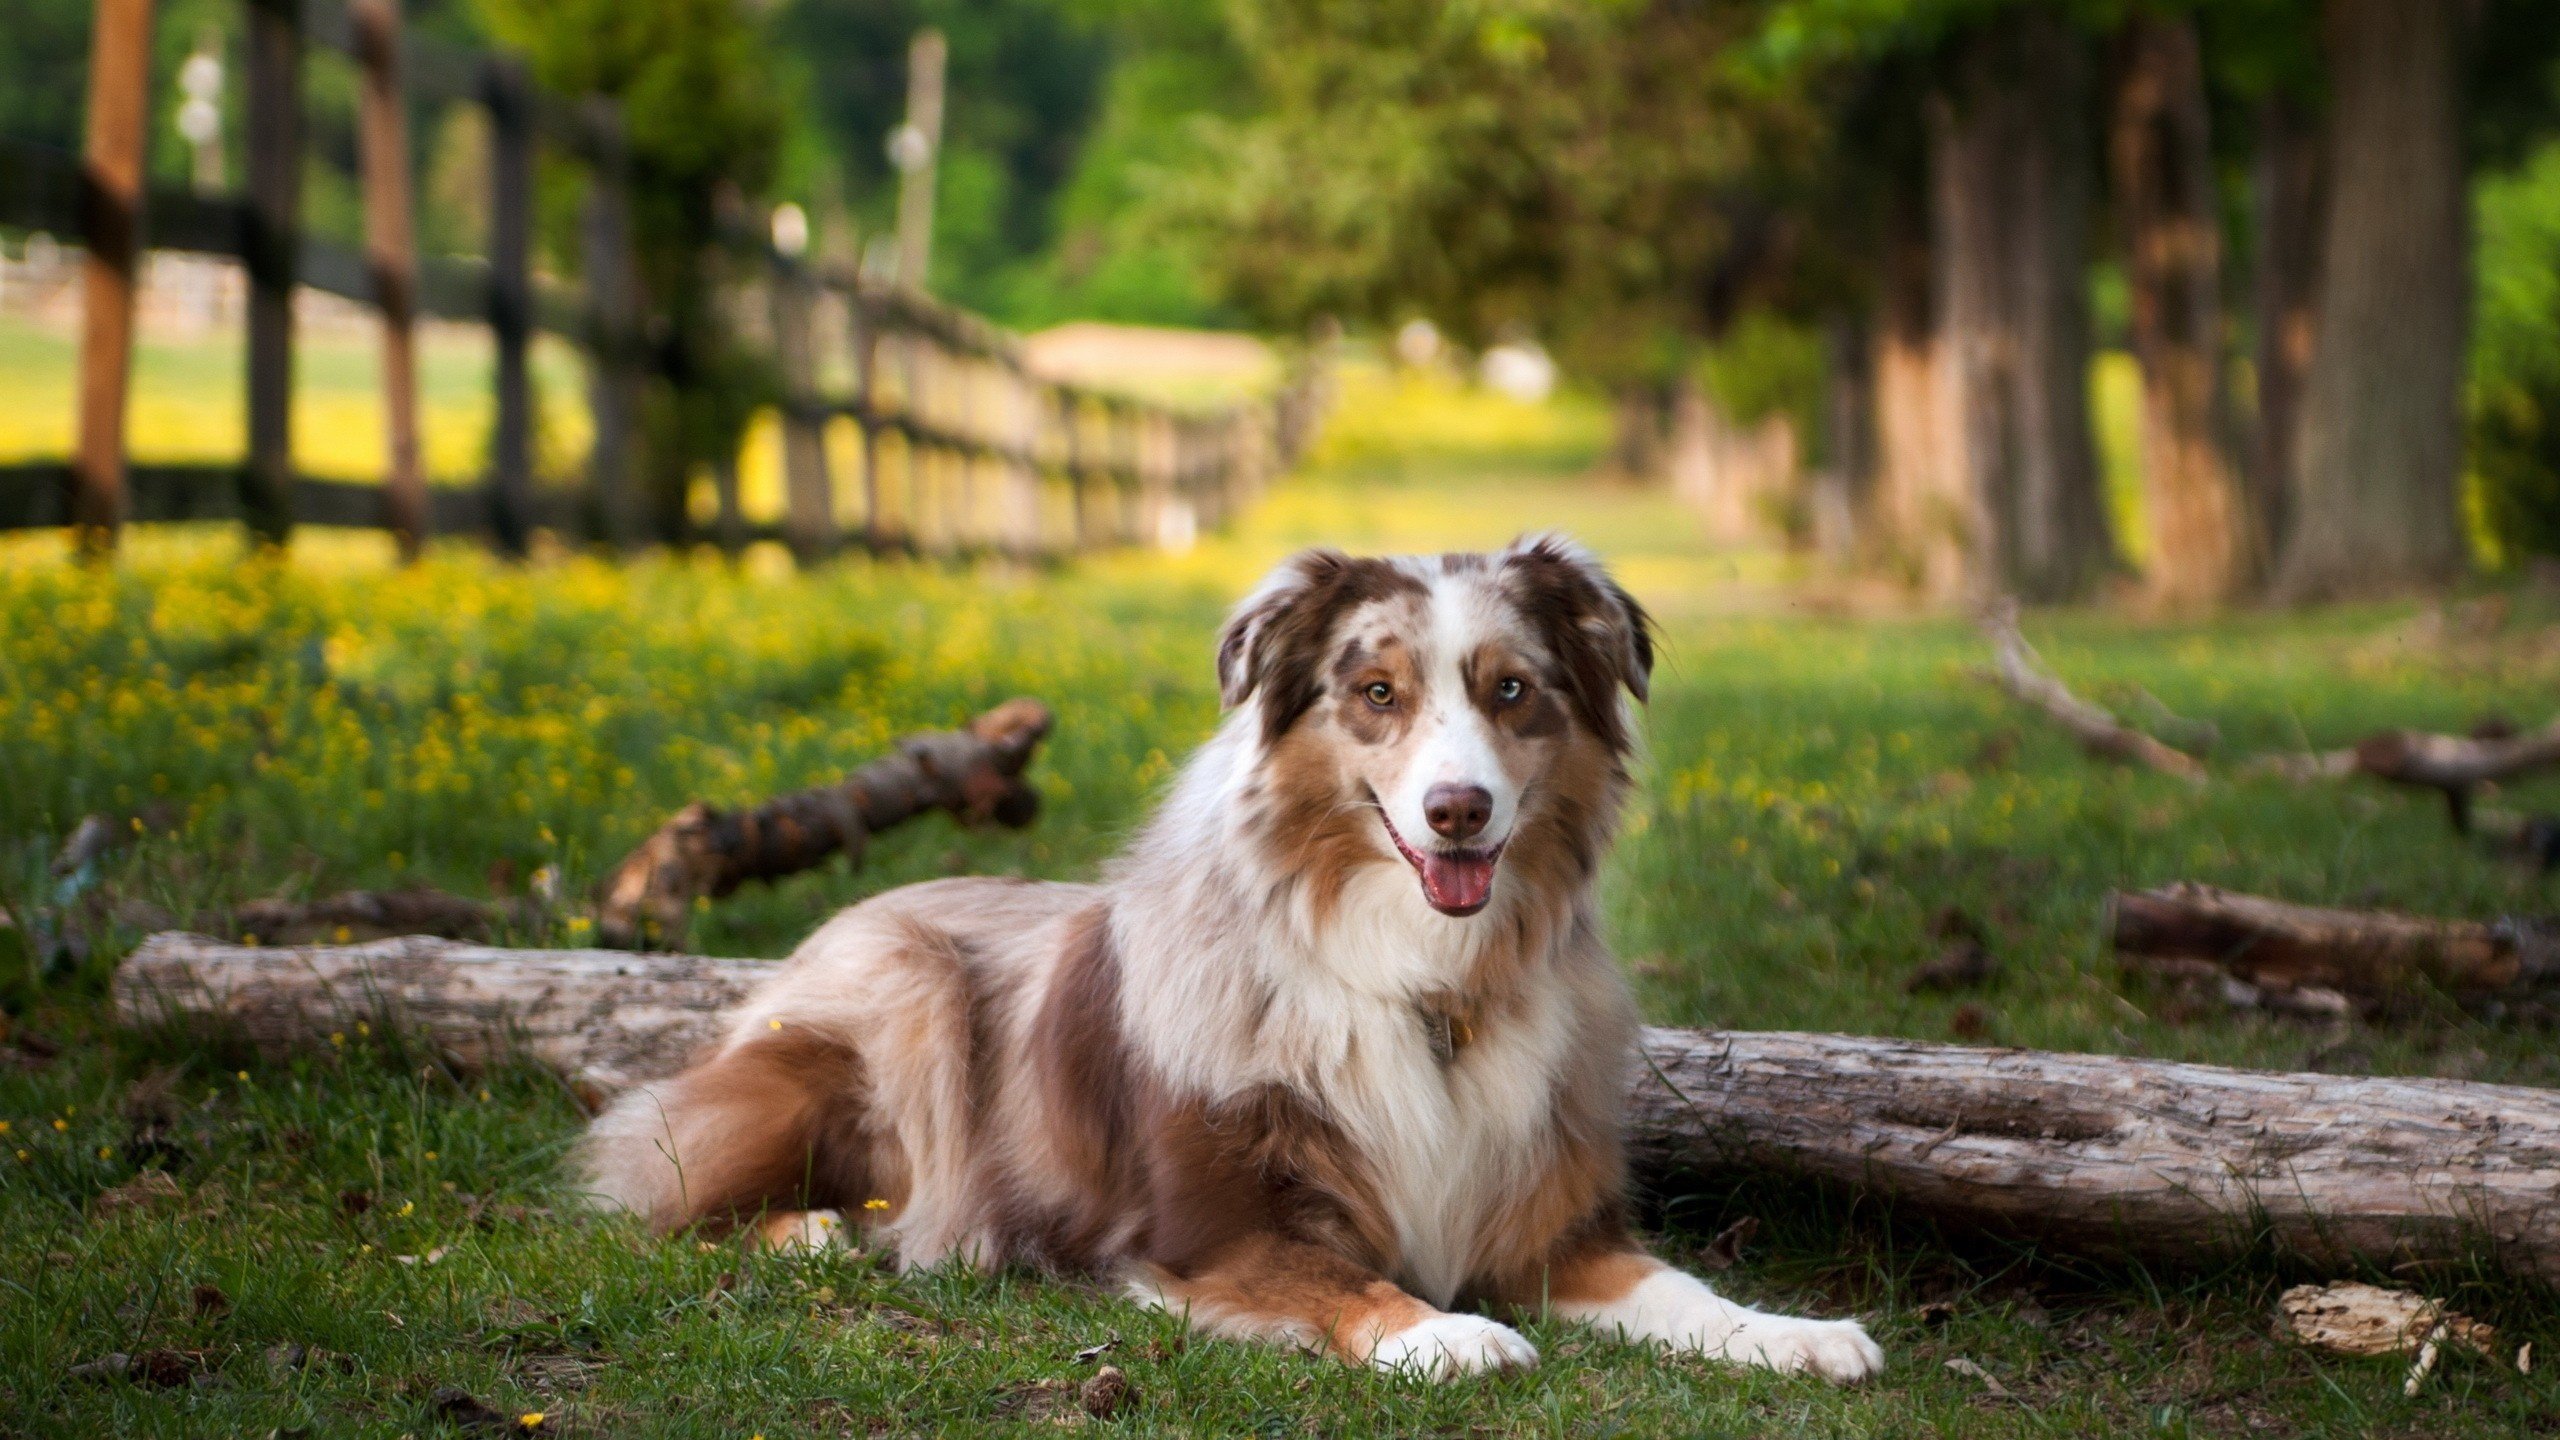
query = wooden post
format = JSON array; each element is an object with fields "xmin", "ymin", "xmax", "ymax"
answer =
[
  {"xmin": 483, "ymin": 56, "xmax": 535, "ymax": 556},
  {"xmin": 890, "ymin": 29, "xmax": 946, "ymax": 292},
  {"xmin": 73, "ymin": 0, "xmax": 155, "ymax": 555},
  {"xmin": 353, "ymin": 0, "xmax": 425, "ymax": 560},
  {"xmin": 769, "ymin": 245, "xmax": 834, "ymax": 562},
  {"xmin": 1006, "ymin": 368, "xmax": 1041, "ymax": 558},
  {"xmin": 850, "ymin": 284, "xmax": 885, "ymax": 551},
  {"xmin": 710, "ymin": 450, "xmax": 745, "ymax": 557},
  {"xmin": 242, "ymin": 0, "xmax": 302, "ymax": 547},
  {"xmin": 581, "ymin": 101, "xmax": 641, "ymax": 553},
  {"xmin": 1060, "ymin": 389, "xmax": 1089, "ymax": 550}
]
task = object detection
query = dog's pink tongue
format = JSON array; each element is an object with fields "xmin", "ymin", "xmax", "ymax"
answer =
[{"xmin": 1418, "ymin": 851, "xmax": 1497, "ymax": 913}]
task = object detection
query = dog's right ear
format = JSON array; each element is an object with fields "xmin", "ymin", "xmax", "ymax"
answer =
[{"xmin": 1216, "ymin": 547, "xmax": 1350, "ymax": 710}]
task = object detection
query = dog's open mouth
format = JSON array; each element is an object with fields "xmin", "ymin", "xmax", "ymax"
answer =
[{"xmin": 1379, "ymin": 810, "xmax": 1504, "ymax": 917}]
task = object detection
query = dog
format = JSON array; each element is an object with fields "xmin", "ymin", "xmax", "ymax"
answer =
[{"xmin": 577, "ymin": 535, "xmax": 1884, "ymax": 1383}]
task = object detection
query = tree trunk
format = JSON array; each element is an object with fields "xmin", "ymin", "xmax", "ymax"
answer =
[
  {"xmin": 1868, "ymin": 214, "xmax": 1973, "ymax": 597},
  {"xmin": 2273, "ymin": 0, "xmax": 2471, "ymax": 601},
  {"xmin": 112, "ymin": 933, "xmax": 2560, "ymax": 1279},
  {"xmin": 2111, "ymin": 14, "xmax": 2250, "ymax": 606},
  {"xmin": 1604, "ymin": 384, "xmax": 1670, "ymax": 482},
  {"xmin": 2247, "ymin": 95, "xmax": 2323, "ymax": 572},
  {"xmin": 1810, "ymin": 312, "xmax": 1873, "ymax": 565},
  {"xmin": 1932, "ymin": 14, "xmax": 2116, "ymax": 602}
]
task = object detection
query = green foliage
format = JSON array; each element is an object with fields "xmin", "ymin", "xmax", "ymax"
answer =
[
  {"xmin": 1163, "ymin": 0, "xmax": 1823, "ymax": 383},
  {"xmin": 473, "ymin": 0, "xmax": 784, "ymax": 532},
  {"xmin": 769, "ymin": 0, "xmax": 1115, "ymax": 311},
  {"xmin": 2471, "ymin": 139, "xmax": 2560, "ymax": 564}
]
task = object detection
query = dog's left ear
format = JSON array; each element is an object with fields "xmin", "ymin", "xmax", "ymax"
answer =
[
  {"xmin": 1216, "ymin": 547, "xmax": 1351, "ymax": 711},
  {"xmin": 1501, "ymin": 533, "xmax": 1655, "ymax": 744}
]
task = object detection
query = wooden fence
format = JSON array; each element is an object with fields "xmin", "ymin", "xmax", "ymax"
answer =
[{"xmin": 0, "ymin": 0, "xmax": 1320, "ymax": 559}]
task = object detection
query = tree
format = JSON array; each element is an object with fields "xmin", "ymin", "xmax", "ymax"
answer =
[
  {"xmin": 2271, "ymin": 0, "xmax": 2470, "ymax": 599},
  {"xmin": 2109, "ymin": 9, "xmax": 2251, "ymax": 605},
  {"xmin": 473, "ymin": 0, "xmax": 783, "ymax": 543},
  {"xmin": 1928, "ymin": 10, "xmax": 2117, "ymax": 600}
]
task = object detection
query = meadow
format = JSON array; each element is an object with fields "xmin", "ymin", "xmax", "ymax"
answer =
[{"xmin": 3, "ymin": 365, "xmax": 2559, "ymax": 1436}]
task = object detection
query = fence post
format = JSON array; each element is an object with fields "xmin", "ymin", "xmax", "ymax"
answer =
[
  {"xmin": 73, "ymin": 0, "xmax": 155, "ymax": 555},
  {"xmin": 581, "ymin": 100, "xmax": 640, "ymax": 551},
  {"xmin": 242, "ymin": 0, "xmax": 302, "ymax": 547},
  {"xmin": 850, "ymin": 284, "xmax": 885, "ymax": 551},
  {"xmin": 483, "ymin": 55, "xmax": 534, "ymax": 555},
  {"xmin": 891, "ymin": 29, "xmax": 945, "ymax": 292},
  {"xmin": 1059, "ymin": 388, "xmax": 1088, "ymax": 550},
  {"xmin": 769, "ymin": 245, "xmax": 834, "ymax": 562},
  {"xmin": 353, "ymin": 0, "xmax": 425, "ymax": 560},
  {"xmin": 1005, "ymin": 367, "xmax": 1040, "ymax": 558}
]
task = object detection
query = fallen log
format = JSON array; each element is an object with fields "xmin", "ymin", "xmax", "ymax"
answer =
[
  {"xmin": 595, "ymin": 698, "xmax": 1052, "ymax": 948},
  {"xmin": 2109, "ymin": 882, "xmax": 2559, "ymax": 1014},
  {"xmin": 232, "ymin": 888, "xmax": 536, "ymax": 945},
  {"xmin": 1978, "ymin": 603, "xmax": 2207, "ymax": 782},
  {"xmin": 116, "ymin": 932, "xmax": 2560, "ymax": 1278},
  {"xmin": 119, "ymin": 932, "xmax": 762, "ymax": 1094}
]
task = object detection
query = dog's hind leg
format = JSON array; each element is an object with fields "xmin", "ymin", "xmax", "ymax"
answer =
[{"xmin": 574, "ymin": 1026, "xmax": 882, "ymax": 1236}]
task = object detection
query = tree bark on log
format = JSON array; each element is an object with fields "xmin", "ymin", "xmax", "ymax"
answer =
[
  {"xmin": 112, "ymin": 933, "xmax": 2560, "ymax": 1278},
  {"xmin": 1626, "ymin": 1027, "xmax": 2560, "ymax": 1282},
  {"xmin": 2110, "ymin": 882, "xmax": 2558, "ymax": 1013},
  {"xmin": 594, "ymin": 698, "xmax": 1052, "ymax": 948}
]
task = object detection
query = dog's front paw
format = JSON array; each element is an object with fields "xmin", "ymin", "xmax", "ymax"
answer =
[
  {"xmin": 1370, "ymin": 1312, "xmax": 1539, "ymax": 1381},
  {"xmin": 1718, "ymin": 1316, "xmax": 1885, "ymax": 1384}
]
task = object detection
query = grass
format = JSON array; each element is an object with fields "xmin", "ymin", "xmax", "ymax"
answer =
[{"xmin": 4, "ymin": 362, "xmax": 2560, "ymax": 1435}]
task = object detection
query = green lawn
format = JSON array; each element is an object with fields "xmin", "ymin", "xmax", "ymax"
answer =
[{"xmin": 3, "ymin": 364, "xmax": 2558, "ymax": 1436}]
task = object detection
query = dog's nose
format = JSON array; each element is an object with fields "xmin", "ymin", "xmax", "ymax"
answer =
[{"xmin": 1423, "ymin": 783, "xmax": 1493, "ymax": 842}]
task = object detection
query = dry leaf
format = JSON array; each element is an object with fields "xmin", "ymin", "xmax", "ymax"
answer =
[
  {"xmin": 1944, "ymin": 1356, "xmax": 2010, "ymax": 1398},
  {"xmin": 1700, "ymin": 1215, "xmax": 1759, "ymax": 1272},
  {"xmin": 1080, "ymin": 1365, "xmax": 1132, "ymax": 1420},
  {"xmin": 92, "ymin": 1170, "xmax": 182, "ymax": 1215}
]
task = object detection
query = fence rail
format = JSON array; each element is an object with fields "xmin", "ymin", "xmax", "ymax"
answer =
[{"xmin": 0, "ymin": 0, "xmax": 1319, "ymax": 559}]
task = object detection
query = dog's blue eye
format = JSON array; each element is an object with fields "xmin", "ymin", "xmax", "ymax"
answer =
[
  {"xmin": 1363, "ymin": 682, "xmax": 1395, "ymax": 707},
  {"xmin": 1496, "ymin": 678, "xmax": 1525, "ymax": 703}
]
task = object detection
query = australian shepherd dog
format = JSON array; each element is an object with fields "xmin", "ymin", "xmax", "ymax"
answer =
[{"xmin": 577, "ymin": 535, "xmax": 1883, "ymax": 1383}]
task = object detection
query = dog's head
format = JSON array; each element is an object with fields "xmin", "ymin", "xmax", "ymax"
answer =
[{"xmin": 1217, "ymin": 534, "xmax": 1653, "ymax": 918}]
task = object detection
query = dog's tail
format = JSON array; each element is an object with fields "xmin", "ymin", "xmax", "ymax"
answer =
[
  {"xmin": 571, "ymin": 907, "xmax": 988, "ymax": 1266},
  {"xmin": 573, "ymin": 1023, "xmax": 873, "ymax": 1233}
]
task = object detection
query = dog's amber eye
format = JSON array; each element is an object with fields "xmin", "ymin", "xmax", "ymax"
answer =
[
  {"xmin": 1495, "ymin": 677, "xmax": 1526, "ymax": 703},
  {"xmin": 1363, "ymin": 681, "xmax": 1395, "ymax": 707}
]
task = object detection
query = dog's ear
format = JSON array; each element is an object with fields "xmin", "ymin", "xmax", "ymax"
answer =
[
  {"xmin": 1500, "ymin": 532, "xmax": 1655, "ymax": 748},
  {"xmin": 1218, "ymin": 549, "xmax": 1420, "ymax": 742},
  {"xmin": 1216, "ymin": 548, "xmax": 1351, "ymax": 711}
]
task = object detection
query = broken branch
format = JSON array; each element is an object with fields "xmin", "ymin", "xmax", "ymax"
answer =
[
  {"xmin": 2108, "ymin": 882, "xmax": 2558, "ymax": 1013},
  {"xmin": 594, "ymin": 698, "xmax": 1053, "ymax": 948},
  {"xmin": 1978, "ymin": 603, "xmax": 2207, "ymax": 782}
]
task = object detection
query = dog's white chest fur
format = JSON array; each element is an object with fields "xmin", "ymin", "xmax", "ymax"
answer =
[{"xmin": 1269, "ymin": 876, "xmax": 1576, "ymax": 1307}]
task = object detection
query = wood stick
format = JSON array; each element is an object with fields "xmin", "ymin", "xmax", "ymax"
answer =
[
  {"xmin": 2110, "ymin": 882, "xmax": 2557, "ymax": 1010},
  {"xmin": 74, "ymin": 0, "xmax": 155, "ymax": 555},
  {"xmin": 112, "ymin": 932, "xmax": 2560, "ymax": 1278},
  {"xmin": 593, "ymin": 698, "xmax": 1051, "ymax": 947},
  {"xmin": 353, "ymin": 0, "xmax": 427, "ymax": 561},
  {"xmin": 1979, "ymin": 602, "xmax": 2207, "ymax": 781}
]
